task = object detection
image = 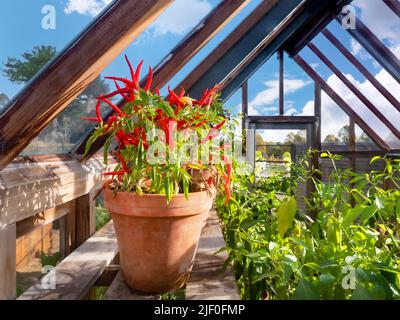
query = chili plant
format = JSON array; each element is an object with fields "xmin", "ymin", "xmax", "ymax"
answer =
[
  {"xmin": 217, "ymin": 153, "xmax": 400, "ymax": 300},
  {"xmin": 83, "ymin": 56, "xmax": 237, "ymax": 203}
]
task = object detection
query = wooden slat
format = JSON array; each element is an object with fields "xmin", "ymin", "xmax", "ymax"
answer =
[
  {"xmin": 0, "ymin": 0, "xmax": 173, "ymax": 170},
  {"xmin": 18, "ymin": 221, "xmax": 118, "ymax": 300},
  {"xmin": 94, "ymin": 265, "xmax": 120, "ymax": 287},
  {"xmin": 0, "ymin": 224, "xmax": 16, "ymax": 299},
  {"xmin": 294, "ymin": 55, "xmax": 391, "ymax": 150},
  {"xmin": 0, "ymin": 155, "xmax": 113, "ymax": 227},
  {"xmin": 383, "ymin": 0, "xmax": 400, "ymax": 18},
  {"xmin": 73, "ymin": 0, "xmax": 251, "ymax": 160},
  {"xmin": 74, "ymin": 190, "xmax": 96, "ymax": 248},
  {"xmin": 178, "ymin": 0, "xmax": 279, "ymax": 92},
  {"xmin": 16, "ymin": 204, "xmax": 70, "ymax": 239},
  {"xmin": 103, "ymin": 272, "xmax": 161, "ymax": 300},
  {"xmin": 186, "ymin": 209, "xmax": 240, "ymax": 300}
]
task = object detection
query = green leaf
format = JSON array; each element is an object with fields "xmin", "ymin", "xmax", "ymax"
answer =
[
  {"xmin": 182, "ymin": 177, "xmax": 189, "ymax": 200},
  {"xmin": 164, "ymin": 176, "xmax": 172, "ymax": 203},
  {"xmin": 277, "ymin": 197, "xmax": 297, "ymax": 238},
  {"xmin": 319, "ymin": 273, "xmax": 336, "ymax": 287},
  {"xmin": 342, "ymin": 205, "xmax": 364, "ymax": 228},
  {"xmin": 293, "ymin": 280, "xmax": 319, "ymax": 300},
  {"xmin": 103, "ymin": 134, "xmax": 114, "ymax": 165},
  {"xmin": 370, "ymin": 156, "xmax": 382, "ymax": 164},
  {"xmin": 84, "ymin": 133, "xmax": 100, "ymax": 157},
  {"xmin": 360, "ymin": 205, "xmax": 377, "ymax": 224}
]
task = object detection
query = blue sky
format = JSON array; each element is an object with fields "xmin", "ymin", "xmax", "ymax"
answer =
[{"xmin": 0, "ymin": 0, "xmax": 399, "ymax": 146}]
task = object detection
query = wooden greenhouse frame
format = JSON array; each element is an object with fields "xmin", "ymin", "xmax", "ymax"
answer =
[{"xmin": 0, "ymin": 0, "xmax": 399, "ymax": 300}]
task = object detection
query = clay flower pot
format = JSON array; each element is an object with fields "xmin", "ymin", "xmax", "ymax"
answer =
[{"xmin": 103, "ymin": 188, "xmax": 214, "ymax": 293}]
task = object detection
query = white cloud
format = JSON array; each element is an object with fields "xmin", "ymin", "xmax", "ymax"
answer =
[
  {"xmin": 64, "ymin": 0, "xmax": 112, "ymax": 16},
  {"xmin": 352, "ymin": 0, "xmax": 400, "ymax": 59},
  {"xmin": 150, "ymin": 0, "xmax": 212, "ymax": 37},
  {"xmin": 249, "ymin": 78, "xmax": 311, "ymax": 115},
  {"xmin": 64, "ymin": 0, "xmax": 213, "ymax": 38},
  {"xmin": 299, "ymin": 69, "xmax": 400, "ymax": 148}
]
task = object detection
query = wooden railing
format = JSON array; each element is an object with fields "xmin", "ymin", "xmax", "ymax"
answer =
[{"xmin": 0, "ymin": 154, "xmax": 112, "ymax": 299}]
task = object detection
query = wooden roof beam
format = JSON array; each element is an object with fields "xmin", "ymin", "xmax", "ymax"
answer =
[
  {"xmin": 307, "ymin": 42, "xmax": 400, "ymax": 140},
  {"xmin": 0, "ymin": 0, "xmax": 174, "ymax": 170},
  {"xmin": 72, "ymin": 0, "xmax": 251, "ymax": 160},
  {"xmin": 294, "ymin": 55, "xmax": 391, "ymax": 150}
]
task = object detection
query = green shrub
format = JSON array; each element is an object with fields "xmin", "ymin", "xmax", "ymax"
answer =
[{"xmin": 217, "ymin": 154, "xmax": 400, "ymax": 300}]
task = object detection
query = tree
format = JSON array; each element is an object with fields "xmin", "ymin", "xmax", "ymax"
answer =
[
  {"xmin": 2, "ymin": 45, "xmax": 109, "ymax": 146},
  {"xmin": 255, "ymin": 133, "xmax": 265, "ymax": 146},
  {"xmin": 357, "ymin": 132, "xmax": 373, "ymax": 144},
  {"xmin": 1, "ymin": 45, "xmax": 57, "ymax": 84},
  {"xmin": 338, "ymin": 125, "xmax": 350, "ymax": 143},
  {"xmin": 324, "ymin": 134, "xmax": 340, "ymax": 143},
  {"xmin": 0, "ymin": 93, "xmax": 9, "ymax": 109},
  {"xmin": 285, "ymin": 131, "xmax": 306, "ymax": 144}
]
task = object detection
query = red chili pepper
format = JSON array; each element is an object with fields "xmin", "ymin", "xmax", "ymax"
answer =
[
  {"xmin": 222, "ymin": 154, "xmax": 232, "ymax": 204},
  {"xmin": 168, "ymin": 86, "xmax": 183, "ymax": 111},
  {"xmin": 95, "ymin": 100, "xmax": 102, "ymax": 122},
  {"xmin": 144, "ymin": 66, "xmax": 153, "ymax": 92},
  {"xmin": 98, "ymin": 87, "xmax": 132, "ymax": 100},
  {"xmin": 103, "ymin": 115, "xmax": 117, "ymax": 133},
  {"xmin": 115, "ymin": 152, "xmax": 130, "ymax": 173},
  {"xmin": 101, "ymin": 98, "xmax": 124, "ymax": 116},
  {"xmin": 113, "ymin": 80, "xmax": 132, "ymax": 101},
  {"xmin": 103, "ymin": 171, "xmax": 126, "ymax": 176},
  {"xmin": 179, "ymin": 86, "xmax": 185, "ymax": 98},
  {"xmin": 125, "ymin": 54, "xmax": 136, "ymax": 86},
  {"xmin": 155, "ymin": 88, "xmax": 161, "ymax": 96},
  {"xmin": 105, "ymin": 76, "xmax": 135, "ymax": 89},
  {"xmin": 134, "ymin": 60, "xmax": 144, "ymax": 88},
  {"xmin": 200, "ymin": 120, "xmax": 226, "ymax": 144}
]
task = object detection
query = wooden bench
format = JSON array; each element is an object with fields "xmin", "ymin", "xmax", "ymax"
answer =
[{"xmin": 19, "ymin": 210, "xmax": 240, "ymax": 300}]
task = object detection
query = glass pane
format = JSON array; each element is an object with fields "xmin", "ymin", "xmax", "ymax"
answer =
[
  {"xmin": 0, "ymin": 0, "xmax": 114, "ymax": 112},
  {"xmin": 20, "ymin": 0, "xmax": 221, "ymax": 156},
  {"xmin": 255, "ymin": 129, "xmax": 307, "ymax": 177},
  {"xmin": 353, "ymin": 0, "xmax": 400, "ymax": 59},
  {"xmin": 301, "ymin": 42, "xmax": 400, "ymax": 150},
  {"xmin": 320, "ymin": 95, "xmax": 350, "ymax": 151},
  {"xmin": 167, "ymin": 0, "xmax": 262, "ymax": 89}
]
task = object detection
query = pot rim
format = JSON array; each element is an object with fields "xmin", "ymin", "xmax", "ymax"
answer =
[{"xmin": 103, "ymin": 188, "xmax": 215, "ymax": 199}]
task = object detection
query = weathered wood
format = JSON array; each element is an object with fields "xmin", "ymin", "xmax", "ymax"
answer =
[
  {"xmin": 16, "ymin": 223, "xmax": 53, "ymax": 268},
  {"xmin": 0, "ymin": 223, "xmax": 16, "ymax": 299},
  {"xmin": 74, "ymin": 190, "xmax": 96, "ymax": 248},
  {"xmin": 103, "ymin": 272, "xmax": 161, "ymax": 300},
  {"xmin": 186, "ymin": 209, "xmax": 240, "ymax": 300},
  {"xmin": 16, "ymin": 204, "xmax": 70, "ymax": 239},
  {"xmin": 0, "ymin": 0, "xmax": 173, "ymax": 169},
  {"xmin": 0, "ymin": 155, "xmax": 112, "ymax": 228},
  {"xmin": 18, "ymin": 221, "xmax": 118, "ymax": 300},
  {"xmin": 178, "ymin": 0, "xmax": 279, "ymax": 93},
  {"xmin": 94, "ymin": 265, "xmax": 120, "ymax": 287},
  {"xmin": 73, "ymin": 0, "xmax": 251, "ymax": 160}
]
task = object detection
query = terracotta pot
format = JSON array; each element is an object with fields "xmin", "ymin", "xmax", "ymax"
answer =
[{"xmin": 103, "ymin": 189, "xmax": 214, "ymax": 293}]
